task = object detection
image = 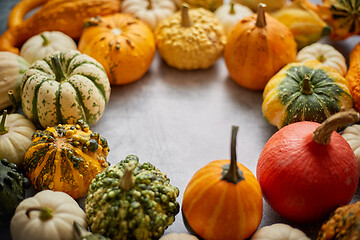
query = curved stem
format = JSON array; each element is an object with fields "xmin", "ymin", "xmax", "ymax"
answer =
[
  {"xmin": 229, "ymin": 2, "xmax": 235, "ymax": 15},
  {"xmin": 51, "ymin": 55, "xmax": 66, "ymax": 82},
  {"xmin": 0, "ymin": 110, "xmax": 9, "ymax": 135},
  {"xmin": 301, "ymin": 74, "xmax": 313, "ymax": 95},
  {"xmin": 181, "ymin": 4, "xmax": 192, "ymax": 28},
  {"xmin": 147, "ymin": 0, "xmax": 152, "ymax": 10},
  {"xmin": 26, "ymin": 207, "xmax": 54, "ymax": 221},
  {"xmin": 222, "ymin": 126, "xmax": 244, "ymax": 184},
  {"xmin": 40, "ymin": 33, "xmax": 50, "ymax": 46},
  {"xmin": 255, "ymin": 3, "xmax": 266, "ymax": 28},
  {"xmin": 119, "ymin": 164, "xmax": 136, "ymax": 191},
  {"xmin": 313, "ymin": 109, "xmax": 360, "ymax": 145},
  {"xmin": 8, "ymin": 90, "xmax": 18, "ymax": 113}
]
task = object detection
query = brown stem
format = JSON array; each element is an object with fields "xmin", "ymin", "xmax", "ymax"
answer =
[
  {"xmin": 40, "ymin": 34, "xmax": 50, "ymax": 46},
  {"xmin": 301, "ymin": 74, "xmax": 313, "ymax": 95},
  {"xmin": 255, "ymin": 3, "xmax": 267, "ymax": 28},
  {"xmin": 313, "ymin": 109, "xmax": 360, "ymax": 145},
  {"xmin": 26, "ymin": 207, "xmax": 54, "ymax": 221},
  {"xmin": 181, "ymin": 4, "xmax": 192, "ymax": 28},
  {"xmin": 147, "ymin": 0, "xmax": 152, "ymax": 10},
  {"xmin": 0, "ymin": 110, "xmax": 9, "ymax": 135},
  {"xmin": 229, "ymin": 3, "xmax": 235, "ymax": 15},
  {"xmin": 222, "ymin": 126, "xmax": 244, "ymax": 184},
  {"xmin": 8, "ymin": 90, "xmax": 18, "ymax": 113},
  {"xmin": 119, "ymin": 164, "xmax": 136, "ymax": 191}
]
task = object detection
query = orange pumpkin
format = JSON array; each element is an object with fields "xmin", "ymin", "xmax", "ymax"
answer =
[
  {"xmin": 78, "ymin": 14, "xmax": 156, "ymax": 85},
  {"xmin": 224, "ymin": 4, "xmax": 297, "ymax": 90},
  {"xmin": 182, "ymin": 126, "xmax": 263, "ymax": 240}
]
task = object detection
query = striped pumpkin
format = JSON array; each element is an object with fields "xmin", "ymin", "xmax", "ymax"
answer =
[
  {"xmin": 21, "ymin": 49, "xmax": 111, "ymax": 128},
  {"xmin": 23, "ymin": 120, "xmax": 110, "ymax": 199},
  {"xmin": 262, "ymin": 60, "xmax": 353, "ymax": 129}
]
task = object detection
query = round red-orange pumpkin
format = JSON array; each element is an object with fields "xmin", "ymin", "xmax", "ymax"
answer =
[
  {"xmin": 257, "ymin": 110, "xmax": 359, "ymax": 223},
  {"xmin": 182, "ymin": 126, "xmax": 263, "ymax": 240},
  {"xmin": 78, "ymin": 13, "xmax": 156, "ymax": 85},
  {"xmin": 224, "ymin": 4, "xmax": 297, "ymax": 90}
]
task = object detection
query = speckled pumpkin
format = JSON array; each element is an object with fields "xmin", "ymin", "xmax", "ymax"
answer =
[
  {"xmin": 262, "ymin": 60, "xmax": 353, "ymax": 129},
  {"xmin": 23, "ymin": 120, "xmax": 110, "ymax": 199},
  {"xmin": 21, "ymin": 49, "xmax": 111, "ymax": 128},
  {"xmin": 155, "ymin": 5, "xmax": 226, "ymax": 70}
]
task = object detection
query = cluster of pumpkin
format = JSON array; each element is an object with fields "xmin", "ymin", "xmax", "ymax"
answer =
[{"xmin": 0, "ymin": 0, "xmax": 360, "ymax": 239}]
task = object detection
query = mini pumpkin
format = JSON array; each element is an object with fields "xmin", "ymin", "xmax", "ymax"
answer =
[
  {"xmin": 121, "ymin": 0, "xmax": 177, "ymax": 31},
  {"xmin": 341, "ymin": 124, "xmax": 360, "ymax": 174},
  {"xmin": 23, "ymin": 120, "xmax": 110, "ymax": 199},
  {"xmin": 78, "ymin": 14, "xmax": 156, "ymax": 85},
  {"xmin": 182, "ymin": 126, "xmax": 263, "ymax": 240},
  {"xmin": 262, "ymin": 60, "xmax": 353, "ymax": 129},
  {"xmin": 345, "ymin": 43, "xmax": 360, "ymax": 113},
  {"xmin": 251, "ymin": 223, "xmax": 310, "ymax": 240},
  {"xmin": 182, "ymin": 0, "xmax": 223, "ymax": 11},
  {"xmin": 224, "ymin": 4, "xmax": 297, "ymax": 90},
  {"xmin": 21, "ymin": 49, "xmax": 111, "ymax": 128},
  {"xmin": 234, "ymin": 0, "xmax": 286, "ymax": 12},
  {"xmin": 20, "ymin": 31, "xmax": 77, "ymax": 64},
  {"xmin": 155, "ymin": 5, "xmax": 226, "ymax": 70},
  {"xmin": 10, "ymin": 190, "xmax": 87, "ymax": 240},
  {"xmin": 159, "ymin": 233, "xmax": 199, "ymax": 240}
]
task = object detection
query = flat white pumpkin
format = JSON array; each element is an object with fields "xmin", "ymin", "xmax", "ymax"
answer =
[
  {"xmin": 251, "ymin": 223, "xmax": 310, "ymax": 240},
  {"xmin": 10, "ymin": 190, "xmax": 87, "ymax": 240},
  {"xmin": 20, "ymin": 31, "xmax": 77, "ymax": 64},
  {"xmin": 214, "ymin": 2, "xmax": 253, "ymax": 36},
  {"xmin": 159, "ymin": 233, "xmax": 199, "ymax": 240},
  {"xmin": 0, "ymin": 110, "xmax": 36, "ymax": 166},
  {"xmin": 0, "ymin": 52, "xmax": 29, "ymax": 111},
  {"xmin": 121, "ymin": 0, "xmax": 177, "ymax": 31},
  {"xmin": 296, "ymin": 43, "xmax": 347, "ymax": 76},
  {"xmin": 341, "ymin": 124, "xmax": 360, "ymax": 174}
]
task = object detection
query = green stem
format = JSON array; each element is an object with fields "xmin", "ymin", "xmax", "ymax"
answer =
[
  {"xmin": 229, "ymin": 3, "xmax": 235, "ymax": 15},
  {"xmin": 0, "ymin": 110, "xmax": 9, "ymax": 135},
  {"xmin": 40, "ymin": 34, "xmax": 50, "ymax": 46},
  {"xmin": 181, "ymin": 4, "xmax": 192, "ymax": 28},
  {"xmin": 26, "ymin": 207, "xmax": 54, "ymax": 221},
  {"xmin": 51, "ymin": 55, "xmax": 66, "ymax": 82},
  {"xmin": 8, "ymin": 90, "xmax": 18, "ymax": 113},
  {"xmin": 301, "ymin": 74, "xmax": 313, "ymax": 95},
  {"xmin": 119, "ymin": 164, "xmax": 136, "ymax": 191},
  {"xmin": 255, "ymin": 3, "xmax": 266, "ymax": 28},
  {"xmin": 222, "ymin": 126, "xmax": 244, "ymax": 184}
]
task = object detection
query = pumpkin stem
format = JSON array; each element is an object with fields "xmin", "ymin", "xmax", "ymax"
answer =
[
  {"xmin": 40, "ymin": 34, "xmax": 50, "ymax": 46},
  {"xmin": 8, "ymin": 90, "xmax": 18, "ymax": 113},
  {"xmin": 181, "ymin": 4, "xmax": 193, "ymax": 28},
  {"xmin": 255, "ymin": 3, "xmax": 267, "ymax": 28},
  {"xmin": 0, "ymin": 110, "xmax": 9, "ymax": 135},
  {"xmin": 119, "ymin": 164, "xmax": 136, "ymax": 191},
  {"xmin": 74, "ymin": 221, "xmax": 92, "ymax": 239},
  {"xmin": 313, "ymin": 109, "xmax": 360, "ymax": 145},
  {"xmin": 147, "ymin": 0, "xmax": 153, "ymax": 10},
  {"xmin": 51, "ymin": 55, "xmax": 66, "ymax": 82},
  {"xmin": 301, "ymin": 74, "xmax": 313, "ymax": 95},
  {"xmin": 222, "ymin": 126, "xmax": 244, "ymax": 184},
  {"xmin": 26, "ymin": 207, "xmax": 54, "ymax": 221},
  {"xmin": 229, "ymin": 2, "xmax": 235, "ymax": 15}
]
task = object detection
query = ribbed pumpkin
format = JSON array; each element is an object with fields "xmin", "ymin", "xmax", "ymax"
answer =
[
  {"xmin": 182, "ymin": 126, "xmax": 263, "ymax": 240},
  {"xmin": 78, "ymin": 14, "xmax": 156, "ymax": 85},
  {"xmin": 21, "ymin": 49, "xmax": 111, "ymax": 129},
  {"xmin": 224, "ymin": 4, "xmax": 297, "ymax": 90},
  {"xmin": 23, "ymin": 120, "xmax": 110, "ymax": 199},
  {"xmin": 262, "ymin": 60, "xmax": 353, "ymax": 129}
]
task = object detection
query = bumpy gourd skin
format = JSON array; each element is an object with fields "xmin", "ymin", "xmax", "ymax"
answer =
[{"xmin": 86, "ymin": 155, "xmax": 180, "ymax": 240}]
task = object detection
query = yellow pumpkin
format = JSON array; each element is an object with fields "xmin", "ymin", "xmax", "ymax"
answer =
[
  {"xmin": 224, "ymin": 4, "xmax": 297, "ymax": 90},
  {"xmin": 78, "ymin": 14, "xmax": 156, "ymax": 85}
]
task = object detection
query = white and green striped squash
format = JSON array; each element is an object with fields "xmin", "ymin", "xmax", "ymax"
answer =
[
  {"xmin": 262, "ymin": 60, "xmax": 353, "ymax": 129},
  {"xmin": 21, "ymin": 50, "xmax": 111, "ymax": 128}
]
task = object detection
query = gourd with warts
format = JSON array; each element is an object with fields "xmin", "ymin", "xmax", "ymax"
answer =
[
  {"xmin": 85, "ymin": 155, "xmax": 180, "ymax": 240},
  {"xmin": 23, "ymin": 120, "xmax": 110, "ymax": 199}
]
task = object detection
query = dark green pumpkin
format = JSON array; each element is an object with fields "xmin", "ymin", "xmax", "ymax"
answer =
[
  {"xmin": 262, "ymin": 60, "xmax": 353, "ymax": 129},
  {"xmin": 0, "ymin": 158, "xmax": 29, "ymax": 228}
]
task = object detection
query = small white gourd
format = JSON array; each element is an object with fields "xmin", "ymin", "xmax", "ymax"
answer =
[
  {"xmin": 296, "ymin": 43, "xmax": 347, "ymax": 76},
  {"xmin": 20, "ymin": 31, "xmax": 77, "ymax": 64},
  {"xmin": 159, "ymin": 233, "xmax": 199, "ymax": 240},
  {"xmin": 341, "ymin": 124, "xmax": 360, "ymax": 174},
  {"xmin": 121, "ymin": 0, "xmax": 177, "ymax": 31},
  {"xmin": 251, "ymin": 223, "xmax": 310, "ymax": 240},
  {"xmin": 10, "ymin": 190, "xmax": 87, "ymax": 240},
  {"xmin": 214, "ymin": 2, "xmax": 253, "ymax": 36}
]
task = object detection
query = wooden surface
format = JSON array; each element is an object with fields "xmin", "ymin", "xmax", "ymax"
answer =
[{"xmin": 1, "ymin": 0, "xmax": 360, "ymax": 239}]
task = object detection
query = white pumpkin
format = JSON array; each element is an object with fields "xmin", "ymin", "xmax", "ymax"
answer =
[
  {"xmin": 0, "ymin": 52, "xmax": 29, "ymax": 111},
  {"xmin": 214, "ymin": 2, "xmax": 253, "ymax": 36},
  {"xmin": 159, "ymin": 233, "xmax": 199, "ymax": 240},
  {"xmin": 234, "ymin": 0, "xmax": 287, "ymax": 12},
  {"xmin": 296, "ymin": 43, "xmax": 347, "ymax": 76},
  {"xmin": 20, "ymin": 31, "xmax": 77, "ymax": 64},
  {"xmin": 121, "ymin": 0, "xmax": 177, "ymax": 31},
  {"xmin": 251, "ymin": 223, "xmax": 310, "ymax": 240},
  {"xmin": 10, "ymin": 190, "xmax": 87, "ymax": 240},
  {"xmin": 341, "ymin": 124, "xmax": 360, "ymax": 174},
  {"xmin": 0, "ymin": 110, "xmax": 36, "ymax": 166}
]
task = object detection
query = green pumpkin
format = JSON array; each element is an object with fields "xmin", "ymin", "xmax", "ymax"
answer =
[
  {"xmin": 262, "ymin": 60, "xmax": 353, "ymax": 129},
  {"xmin": 21, "ymin": 49, "xmax": 111, "ymax": 128},
  {"xmin": 85, "ymin": 155, "xmax": 180, "ymax": 240},
  {"xmin": 0, "ymin": 159, "xmax": 29, "ymax": 228}
]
